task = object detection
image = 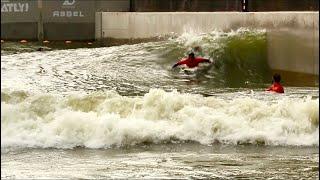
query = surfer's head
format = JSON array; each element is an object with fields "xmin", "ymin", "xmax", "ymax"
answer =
[
  {"xmin": 273, "ymin": 73, "xmax": 281, "ymax": 83},
  {"xmin": 188, "ymin": 52, "xmax": 195, "ymax": 59}
]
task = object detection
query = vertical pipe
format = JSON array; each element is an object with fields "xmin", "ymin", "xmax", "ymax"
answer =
[
  {"xmin": 100, "ymin": 12, "xmax": 104, "ymax": 46},
  {"xmin": 38, "ymin": 0, "xmax": 44, "ymax": 42},
  {"xmin": 312, "ymin": 14, "xmax": 318, "ymax": 85}
]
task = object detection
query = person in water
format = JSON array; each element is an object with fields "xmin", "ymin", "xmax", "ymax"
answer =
[
  {"xmin": 266, "ymin": 73, "xmax": 284, "ymax": 93},
  {"xmin": 172, "ymin": 52, "xmax": 211, "ymax": 68},
  {"xmin": 37, "ymin": 47, "xmax": 44, "ymax": 51}
]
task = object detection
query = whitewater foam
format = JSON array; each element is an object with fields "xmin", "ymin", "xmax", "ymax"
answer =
[
  {"xmin": 1, "ymin": 89, "xmax": 318, "ymax": 149},
  {"xmin": 175, "ymin": 28, "xmax": 266, "ymax": 53}
]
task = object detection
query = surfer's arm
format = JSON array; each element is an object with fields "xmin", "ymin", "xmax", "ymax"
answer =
[
  {"xmin": 172, "ymin": 60, "xmax": 186, "ymax": 68},
  {"xmin": 202, "ymin": 59, "xmax": 211, "ymax": 63},
  {"xmin": 266, "ymin": 85, "xmax": 273, "ymax": 91},
  {"xmin": 196, "ymin": 57, "xmax": 211, "ymax": 64},
  {"xmin": 172, "ymin": 63, "xmax": 179, "ymax": 68}
]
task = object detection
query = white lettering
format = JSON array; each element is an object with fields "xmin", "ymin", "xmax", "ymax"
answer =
[
  {"xmin": 13, "ymin": 3, "xmax": 18, "ymax": 12},
  {"xmin": 1, "ymin": 3, "xmax": 29, "ymax": 12},
  {"xmin": 18, "ymin": 3, "xmax": 24, "ymax": 12},
  {"xmin": 63, "ymin": 0, "xmax": 75, "ymax": 6},
  {"xmin": 6, "ymin": 3, "xmax": 13, "ymax": 11},
  {"xmin": 66, "ymin": 11, "xmax": 72, "ymax": 17},
  {"xmin": 53, "ymin": 11, "xmax": 59, "ymax": 17},
  {"xmin": 1, "ymin": 4, "xmax": 8, "ymax": 12},
  {"xmin": 51, "ymin": 11, "xmax": 84, "ymax": 17}
]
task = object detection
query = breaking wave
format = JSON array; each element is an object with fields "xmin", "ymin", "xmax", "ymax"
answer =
[{"xmin": 1, "ymin": 89, "xmax": 318, "ymax": 149}]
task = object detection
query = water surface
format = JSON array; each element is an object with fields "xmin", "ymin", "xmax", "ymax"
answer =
[{"xmin": 1, "ymin": 28, "xmax": 318, "ymax": 179}]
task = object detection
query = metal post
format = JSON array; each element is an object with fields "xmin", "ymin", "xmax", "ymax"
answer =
[
  {"xmin": 242, "ymin": 0, "xmax": 248, "ymax": 12},
  {"xmin": 38, "ymin": 0, "xmax": 44, "ymax": 42}
]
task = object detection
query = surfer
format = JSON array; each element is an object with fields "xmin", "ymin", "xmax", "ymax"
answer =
[
  {"xmin": 266, "ymin": 73, "xmax": 284, "ymax": 93},
  {"xmin": 38, "ymin": 66, "xmax": 46, "ymax": 73},
  {"xmin": 172, "ymin": 52, "xmax": 211, "ymax": 69}
]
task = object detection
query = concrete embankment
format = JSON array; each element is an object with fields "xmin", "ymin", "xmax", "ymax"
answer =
[{"xmin": 96, "ymin": 12, "xmax": 319, "ymax": 76}]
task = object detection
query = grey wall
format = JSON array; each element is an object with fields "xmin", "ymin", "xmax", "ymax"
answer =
[
  {"xmin": 42, "ymin": 0, "xmax": 95, "ymax": 40},
  {"xmin": 1, "ymin": 0, "xmax": 39, "ymax": 39},
  {"xmin": 1, "ymin": 0, "xmax": 39, "ymax": 22},
  {"xmin": 95, "ymin": 0, "xmax": 129, "ymax": 12},
  {"xmin": 1, "ymin": 0, "xmax": 130, "ymax": 40}
]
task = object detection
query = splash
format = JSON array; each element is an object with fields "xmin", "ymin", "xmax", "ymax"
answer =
[
  {"xmin": 163, "ymin": 28, "xmax": 271, "ymax": 87},
  {"xmin": 1, "ymin": 89, "xmax": 318, "ymax": 149}
]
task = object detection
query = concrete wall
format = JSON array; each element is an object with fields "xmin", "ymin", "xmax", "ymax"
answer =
[{"xmin": 96, "ymin": 12, "xmax": 319, "ymax": 75}]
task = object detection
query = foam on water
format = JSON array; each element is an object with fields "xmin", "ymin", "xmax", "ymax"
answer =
[{"xmin": 1, "ymin": 89, "xmax": 318, "ymax": 149}]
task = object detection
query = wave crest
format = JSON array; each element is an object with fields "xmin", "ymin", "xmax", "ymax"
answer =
[{"xmin": 1, "ymin": 89, "xmax": 319, "ymax": 149}]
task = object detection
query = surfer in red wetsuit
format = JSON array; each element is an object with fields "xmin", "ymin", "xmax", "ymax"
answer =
[
  {"xmin": 266, "ymin": 73, "xmax": 284, "ymax": 93},
  {"xmin": 172, "ymin": 52, "xmax": 211, "ymax": 68}
]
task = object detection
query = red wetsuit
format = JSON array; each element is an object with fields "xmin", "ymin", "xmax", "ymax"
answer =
[
  {"xmin": 174, "ymin": 57, "xmax": 210, "ymax": 68},
  {"xmin": 266, "ymin": 82, "xmax": 284, "ymax": 93}
]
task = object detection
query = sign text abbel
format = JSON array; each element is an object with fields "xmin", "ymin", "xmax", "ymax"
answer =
[
  {"xmin": 52, "ymin": 0, "xmax": 84, "ymax": 18},
  {"xmin": 1, "ymin": 2, "xmax": 29, "ymax": 12},
  {"xmin": 53, "ymin": 10, "xmax": 84, "ymax": 17}
]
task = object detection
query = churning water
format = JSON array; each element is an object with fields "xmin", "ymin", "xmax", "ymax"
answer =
[{"xmin": 1, "ymin": 28, "xmax": 319, "ymax": 179}]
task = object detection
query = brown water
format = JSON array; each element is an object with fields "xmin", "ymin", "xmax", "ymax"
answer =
[
  {"xmin": 1, "ymin": 29, "xmax": 319, "ymax": 179},
  {"xmin": 1, "ymin": 144, "xmax": 319, "ymax": 179}
]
